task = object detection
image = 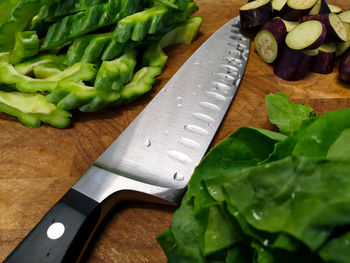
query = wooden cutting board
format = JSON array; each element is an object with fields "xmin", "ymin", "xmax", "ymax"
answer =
[{"xmin": 0, "ymin": 0, "xmax": 349, "ymax": 262}]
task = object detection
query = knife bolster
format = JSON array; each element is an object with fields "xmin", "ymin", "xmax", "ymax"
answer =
[{"xmin": 4, "ymin": 188, "xmax": 101, "ymax": 263}]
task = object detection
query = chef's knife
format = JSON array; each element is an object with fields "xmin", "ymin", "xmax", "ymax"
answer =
[{"xmin": 5, "ymin": 16, "xmax": 250, "ymax": 263}]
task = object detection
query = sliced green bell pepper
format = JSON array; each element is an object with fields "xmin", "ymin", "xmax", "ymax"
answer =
[
  {"xmin": 142, "ymin": 16, "xmax": 202, "ymax": 69},
  {"xmin": 41, "ymin": 0, "xmax": 142, "ymax": 50},
  {"xmin": 0, "ymin": 90, "xmax": 71, "ymax": 128},
  {"xmin": 10, "ymin": 31, "xmax": 39, "ymax": 64},
  {"xmin": 0, "ymin": 61, "xmax": 96, "ymax": 92}
]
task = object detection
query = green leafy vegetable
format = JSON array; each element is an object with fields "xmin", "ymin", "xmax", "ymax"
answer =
[
  {"xmin": 159, "ymin": 92, "xmax": 350, "ymax": 262},
  {"xmin": 265, "ymin": 92, "xmax": 314, "ymax": 135}
]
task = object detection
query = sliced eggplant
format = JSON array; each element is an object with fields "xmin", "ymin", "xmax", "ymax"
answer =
[
  {"xmin": 339, "ymin": 10, "xmax": 350, "ymax": 24},
  {"xmin": 338, "ymin": 50, "xmax": 350, "ymax": 83},
  {"xmin": 272, "ymin": 0, "xmax": 287, "ymax": 14},
  {"xmin": 281, "ymin": 18, "xmax": 299, "ymax": 31},
  {"xmin": 312, "ymin": 42, "xmax": 336, "ymax": 74},
  {"xmin": 274, "ymin": 45, "xmax": 316, "ymax": 81},
  {"xmin": 285, "ymin": 20, "xmax": 326, "ymax": 50},
  {"xmin": 254, "ymin": 17, "xmax": 287, "ymax": 63},
  {"xmin": 328, "ymin": 4, "xmax": 342, "ymax": 14},
  {"xmin": 239, "ymin": 0, "xmax": 273, "ymax": 29},
  {"xmin": 309, "ymin": 0, "xmax": 321, "ymax": 15},
  {"xmin": 336, "ymin": 23, "xmax": 350, "ymax": 57},
  {"xmin": 300, "ymin": 13, "xmax": 348, "ymax": 42},
  {"xmin": 280, "ymin": 0, "xmax": 319, "ymax": 21}
]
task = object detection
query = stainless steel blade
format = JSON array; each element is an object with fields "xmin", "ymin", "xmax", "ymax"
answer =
[{"xmin": 73, "ymin": 16, "xmax": 250, "ymax": 204}]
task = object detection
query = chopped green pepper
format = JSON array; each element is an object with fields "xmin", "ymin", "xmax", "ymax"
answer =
[
  {"xmin": 41, "ymin": 0, "xmax": 142, "ymax": 50},
  {"xmin": 0, "ymin": 90, "xmax": 71, "ymax": 128},
  {"xmin": 0, "ymin": 61, "xmax": 97, "ymax": 92},
  {"xmin": 10, "ymin": 31, "xmax": 39, "ymax": 64},
  {"xmin": 142, "ymin": 16, "xmax": 202, "ymax": 69}
]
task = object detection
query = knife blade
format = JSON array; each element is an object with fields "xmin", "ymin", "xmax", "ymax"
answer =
[{"xmin": 4, "ymin": 16, "xmax": 250, "ymax": 263}]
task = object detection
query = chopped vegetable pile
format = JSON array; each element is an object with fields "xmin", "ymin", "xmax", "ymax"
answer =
[
  {"xmin": 158, "ymin": 92, "xmax": 350, "ymax": 263},
  {"xmin": 240, "ymin": 0, "xmax": 350, "ymax": 82},
  {"xmin": 0, "ymin": 0, "xmax": 202, "ymax": 128}
]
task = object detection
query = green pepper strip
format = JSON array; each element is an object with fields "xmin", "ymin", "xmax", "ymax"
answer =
[
  {"xmin": 41, "ymin": 0, "xmax": 142, "ymax": 50},
  {"xmin": 0, "ymin": 62, "xmax": 97, "ymax": 93},
  {"xmin": 142, "ymin": 16, "xmax": 203, "ymax": 69},
  {"xmin": 0, "ymin": 90, "xmax": 71, "ymax": 128},
  {"xmin": 10, "ymin": 31, "xmax": 39, "ymax": 64},
  {"xmin": 0, "ymin": 0, "xmax": 50, "ymax": 51}
]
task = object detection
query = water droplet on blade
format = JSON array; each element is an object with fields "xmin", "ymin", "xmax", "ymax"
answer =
[
  {"xmin": 144, "ymin": 137, "xmax": 151, "ymax": 147},
  {"xmin": 173, "ymin": 172, "xmax": 184, "ymax": 181}
]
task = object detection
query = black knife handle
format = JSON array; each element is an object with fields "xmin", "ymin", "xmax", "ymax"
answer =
[{"xmin": 4, "ymin": 189, "xmax": 101, "ymax": 263}]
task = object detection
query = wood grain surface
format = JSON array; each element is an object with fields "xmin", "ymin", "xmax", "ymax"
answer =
[{"xmin": 0, "ymin": 0, "xmax": 349, "ymax": 262}]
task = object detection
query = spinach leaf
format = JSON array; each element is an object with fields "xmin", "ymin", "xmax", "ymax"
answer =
[
  {"xmin": 319, "ymin": 232, "xmax": 350, "ymax": 263},
  {"xmin": 265, "ymin": 92, "xmax": 314, "ymax": 135}
]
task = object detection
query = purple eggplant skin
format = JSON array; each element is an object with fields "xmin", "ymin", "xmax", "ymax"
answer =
[
  {"xmin": 274, "ymin": 46, "xmax": 315, "ymax": 81},
  {"xmin": 300, "ymin": 14, "xmax": 347, "ymax": 42},
  {"xmin": 319, "ymin": 0, "xmax": 331, "ymax": 14},
  {"xmin": 312, "ymin": 50, "xmax": 335, "ymax": 74},
  {"xmin": 339, "ymin": 51, "xmax": 350, "ymax": 83},
  {"xmin": 280, "ymin": 2, "xmax": 315, "ymax": 21},
  {"xmin": 263, "ymin": 17, "xmax": 288, "ymax": 45},
  {"xmin": 240, "ymin": 1, "xmax": 273, "ymax": 29}
]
